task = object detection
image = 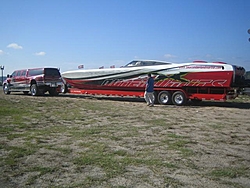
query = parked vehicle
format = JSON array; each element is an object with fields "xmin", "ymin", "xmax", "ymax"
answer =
[
  {"xmin": 3, "ymin": 67, "xmax": 64, "ymax": 96},
  {"xmin": 61, "ymin": 60, "xmax": 248, "ymax": 105}
]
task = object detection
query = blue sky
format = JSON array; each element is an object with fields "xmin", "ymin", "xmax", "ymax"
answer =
[{"xmin": 0, "ymin": 0, "xmax": 250, "ymax": 74}]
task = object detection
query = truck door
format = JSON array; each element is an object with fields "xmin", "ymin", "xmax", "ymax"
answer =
[
  {"xmin": 14, "ymin": 71, "xmax": 22, "ymax": 89},
  {"xmin": 8, "ymin": 71, "xmax": 17, "ymax": 89},
  {"xmin": 20, "ymin": 70, "xmax": 28, "ymax": 89}
]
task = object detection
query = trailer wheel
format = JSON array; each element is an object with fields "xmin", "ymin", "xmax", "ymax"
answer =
[
  {"xmin": 158, "ymin": 91, "xmax": 172, "ymax": 105},
  {"xmin": 172, "ymin": 91, "xmax": 187, "ymax": 106}
]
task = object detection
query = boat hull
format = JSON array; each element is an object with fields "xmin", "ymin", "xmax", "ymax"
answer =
[{"xmin": 62, "ymin": 62, "xmax": 236, "ymax": 92}]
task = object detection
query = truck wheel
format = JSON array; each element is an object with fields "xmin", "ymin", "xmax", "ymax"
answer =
[
  {"xmin": 172, "ymin": 91, "xmax": 187, "ymax": 106},
  {"xmin": 3, "ymin": 84, "xmax": 11, "ymax": 95},
  {"xmin": 30, "ymin": 84, "xmax": 39, "ymax": 96},
  {"xmin": 61, "ymin": 84, "xmax": 68, "ymax": 93},
  {"xmin": 158, "ymin": 91, "xmax": 172, "ymax": 105}
]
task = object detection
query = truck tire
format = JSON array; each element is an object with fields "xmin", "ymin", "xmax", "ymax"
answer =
[
  {"xmin": 158, "ymin": 91, "xmax": 172, "ymax": 105},
  {"xmin": 3, "ymin": 84, "xmax": 11, "ymax": 95},
  {"xmin": 61, "ymin": 84, "xmax": 68, "ymax": 93},
  {"xmin": 172, "ymin": 91, "xmax": 187, "ymax": 106},
  {"xmin": 30, "ymin": 84, "xmax": 39, "ymax": 96}
]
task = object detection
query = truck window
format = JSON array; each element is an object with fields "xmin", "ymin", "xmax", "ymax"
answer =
[
  {"xmin": 44, "ymin": 68, "xmax": 60, "ymax": 76},
  {"xmin": 21, "ymin": 70, "xmax": 26, "ymax": 76},
  {"xmin": 11, "ymin": 71, "xmax": 17, "ymax": 77},
  {"xmin": 28, "ymin": 69, "xmax": 43, "ymax": 76},
  {"xmin": 16, "ymin": 71, "xmax": 21, "ymax": 76}
]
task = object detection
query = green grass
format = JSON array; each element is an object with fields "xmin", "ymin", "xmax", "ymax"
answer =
[
  {"xmin": 210, "ymin": 167, "xmax": 249, "ymax": 178},
  {"xmin": 1, "ymin": 94, "xmax": 250, "ymax": 187},
  {"xmin": 0, "ymin": 96, "xmax": 191, "ymax": 184},
  {"xmin": 25, "ymin": 166, "xmax": 57, "ymax": 185},
  {"xmin": 162, "ymin": 133, "xmax": 194, "ymax": 157},
  {"xmin": 74, "ymin": 137, "xmax": 178, "ymax": 179},
  {"xmin": 4, "ymin": 145, "xmax": 38, "ymax": 166},
  {"xmin": 0, "ymin": 126, "xmax": 15, "ymax": 134}
]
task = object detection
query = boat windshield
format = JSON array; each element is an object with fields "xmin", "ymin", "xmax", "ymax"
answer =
[{"xmin": 124, "ymin": 60, "xmax": 171, "ymax": 67}]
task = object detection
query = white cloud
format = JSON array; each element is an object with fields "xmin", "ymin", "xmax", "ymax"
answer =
[
  {"xmin": 164, "ymin": 54, "xmax": 177, "ymax": 59},
  {"xmin": 35, "ymin": 52, "xmax": 46, "ymax": 56},
  {"xmin": 0, "ymin": 50, "xmax": 4, "ymax": 55},
  {"xmin": 7, "ymin": 43, "xmax": 23, "ymax": 49}
]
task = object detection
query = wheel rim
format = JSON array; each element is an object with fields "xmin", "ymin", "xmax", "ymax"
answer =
[
  {"xmin": 31, "ymin": 86, "xmax": 36, "ymax": 96},
  {"xmin": 174, "ymin": 94, "xmax": 184, "ymax": 105},
  {"xmin": 160, "ymin": 93, "xmax": 169, "ymax": 104},
  {"xmin": 61, "ymin": 84, "xmax": 66, "ymax": 93},
  {"xmin": 3, "ymin": 85, "xmax": 9, "ymax": 93}
]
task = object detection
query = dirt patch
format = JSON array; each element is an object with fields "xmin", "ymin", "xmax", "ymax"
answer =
[{"xmin": 0, "ymin": 92, "xmax": 250, "ymax": 188}]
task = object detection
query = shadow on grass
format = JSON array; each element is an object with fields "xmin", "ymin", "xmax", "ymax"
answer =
[
  {"xmin": 58, "ymin": 93, "xmax": 250, "ymax": 109},
  {"xmin": 6, "ymin": 92, "xmax": 250, "ymax": 109}
]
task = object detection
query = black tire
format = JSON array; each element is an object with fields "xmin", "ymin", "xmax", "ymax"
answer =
[
  {"xmin": 30, "ymin": 84, "xmax": 39, "ymax": 96},
  {"xmin": 3, "ymin": 84, "xmax": 11, "ymax": 95},
  {"xmin": 172, "ymin": 91, "xmax": 187, "ymax": 106},
  {"xmin": 61, "ymin": 84, "xmax": 68, "ymax": 93},
  {"xmin": 157, "ymin": 91, "xmax": 172, "ymax": 105}
]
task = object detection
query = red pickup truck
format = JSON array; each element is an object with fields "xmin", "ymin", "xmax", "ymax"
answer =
[{"xmin": 3, "ymin": 67, "xmax": 64, "ymax": 96}]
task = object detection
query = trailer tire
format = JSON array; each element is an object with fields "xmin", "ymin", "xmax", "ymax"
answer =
[
  {"xmin": 158, "ymin": 91, "xmax": 172, "ymax": 105},
  {"xmin": 172, "ymin": 91, "xmax": 187, "ymax": 106}
]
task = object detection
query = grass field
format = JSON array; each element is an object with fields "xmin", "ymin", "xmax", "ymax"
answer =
[{"xmin": 0, "ymin": 92, "xmax": 250, "ymax": 188}]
